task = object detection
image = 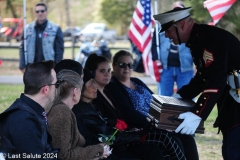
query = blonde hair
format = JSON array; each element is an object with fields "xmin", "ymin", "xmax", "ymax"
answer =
[
  {"xmin": 56, "ymin": 69, "xmax": 83, "ymax": 101},
  {"xmin": 46, "ymin": 69, "xmax": 83, "ymax": 113}
]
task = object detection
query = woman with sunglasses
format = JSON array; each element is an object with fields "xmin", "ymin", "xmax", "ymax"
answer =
[
  {"xmin": 104, "ymin": 50, "xmax": 199, "ymax": 160},
  {"xmin": 47, "ymin": 69, "xmax": 111, "ymax": 160},
  {"xmin": 83, "ymin": 53, "xmax": 187, "ymax": 160}
]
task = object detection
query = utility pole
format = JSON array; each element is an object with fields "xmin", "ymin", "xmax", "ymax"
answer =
[
  {"xmin": 65, "ymin": 0, "xmax": 71, "ymax": 26},
  {"xmin": 64, "ymin": 0, "xmax": 73, "ymax": 59},
  {"xmin": 23, "ymin": 0, "xmax": 27, "ymax": 64}
]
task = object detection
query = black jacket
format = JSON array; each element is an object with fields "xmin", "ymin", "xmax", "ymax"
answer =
[
  {"xmin": 105, "ymin": 77, "xmax": 151, "ymax": 128},
  {"xmin": 71, "ymin": 100, "xmax": 165, "ymax": 160},
  {"xmin": 72, "ymin": 100, "xmax": 141, "ymax": 146},
  {"xmin": 92, "ymin": 89, "xmax": 126, "ymax": 127},
  {"xmin": 0, "ymin": 94, "xmax": 58, "ymax": 159},
  {"xmin": 179, "ymin": 23, "xmax": 240, "ymax": 132},
  {"xmin": 72, "ymin": 100, "xmax": 116, "ymax": 146}
]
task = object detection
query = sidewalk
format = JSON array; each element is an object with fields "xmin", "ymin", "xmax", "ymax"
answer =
[
  {"xmin": 0, "ymin": 75, "xmax": 157, "ymax": 85},
  {"xmin": 0, "ymin": 75, "xmax": 23, "ymax": 84}
]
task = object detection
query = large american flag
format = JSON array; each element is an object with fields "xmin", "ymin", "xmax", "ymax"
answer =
[
  {"xmin": 204, "ymin": 0, "xmax": 236, "ymax": 25},
  {"xmin": 128, "ymin": 0, "xmax": 161, "ymax": 82}
]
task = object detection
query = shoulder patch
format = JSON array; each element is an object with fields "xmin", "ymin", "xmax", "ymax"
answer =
[{"xmin": 203, "ymin": 49, "xmax": 214, "ymax": 67}]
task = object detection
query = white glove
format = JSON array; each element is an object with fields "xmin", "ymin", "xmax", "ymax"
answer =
[
  {"xmin": 175, "ymin": 111, "xmax": 202, "ymax": 135},
  {"xmin": 101, "ymin": 145, "xmax": 112, "ymax": 158},
  {"xmin": 0, "ymin": 153, "xmax": 5, "ymax": 160},
  {"xmin": 172, "ymin": 93, "xmax": 182, "ymax": 98}
]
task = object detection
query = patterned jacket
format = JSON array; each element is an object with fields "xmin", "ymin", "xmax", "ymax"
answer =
[{"xmin": 47, "ymin": 102, "xmax": 103, "ymax": 160}]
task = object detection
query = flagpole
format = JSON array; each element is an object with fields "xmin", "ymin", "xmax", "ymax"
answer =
[
  {"xmin": 154, "ymin": 0, "xmax": 160, "ymax": 57},
  {"xmin": 154, "ymin": 0, "xmax": 161, "ymax": 93},
  {"xmin": 23, "ymin": 0, "xmax": 27, "ymax": 63}
]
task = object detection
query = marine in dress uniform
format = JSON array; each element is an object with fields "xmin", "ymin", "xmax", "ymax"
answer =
[{"xmin": 153, "ymin": 7, "xmax": 240, "ymax": 160}]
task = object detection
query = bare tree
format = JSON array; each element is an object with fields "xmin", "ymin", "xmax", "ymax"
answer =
[{"xmin": 6, "ymin": 0, "xmax": 17, "ymax": 18}]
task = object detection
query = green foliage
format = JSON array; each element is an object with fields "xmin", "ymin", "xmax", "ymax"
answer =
[
  {"xmin": 184, "ymin": 0, "xmax": 211, "ymax": 23},
  {"xmin": 98, "ymin": 133, "xmax": 116, "ymax": 145},
  {"xmin": 184, "ymin": 0, "xmax": 240, "ymax": 38},
  {"xmin": 217, "ymin": 1, "xmax": 240, "ymax": 39},
  {"xmin": 1, "ymin": 0, "xmax": 240, "ymax": 36},
  {"xmin": 100, "ymin": 0, "xmax": 137, "ymax": 34}
]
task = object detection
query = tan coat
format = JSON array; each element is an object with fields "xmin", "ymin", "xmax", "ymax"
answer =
[{"xmin": 48, "ymin": 102, "xmax": 103, "ymax": 160}]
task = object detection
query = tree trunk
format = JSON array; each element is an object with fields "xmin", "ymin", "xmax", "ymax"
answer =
[{"xmin": 7, "ymin": 0, "xmax": 17, "ymax": 18}]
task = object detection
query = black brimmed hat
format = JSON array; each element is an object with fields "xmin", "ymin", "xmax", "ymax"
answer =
[
  {"xmin": 153, "ymin": 7, "xmax": 192, "ymax": 32},
  {"xmin": 55, "ymin": 59, "xmax": 83, "ymax": 76}
]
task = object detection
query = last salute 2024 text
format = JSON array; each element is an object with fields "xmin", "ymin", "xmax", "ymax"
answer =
[{"xmin": 5, "ymin": 153, "xmax": 58, "ymax": 159}]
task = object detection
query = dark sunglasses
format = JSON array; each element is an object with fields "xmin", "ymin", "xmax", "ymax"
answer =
[
  {"xmin": 38, "ymin": 80, "xmax": 63, "ymax": 90},
  {"xmin": 35, "ymin": 10, "xmax": 45, "ymax": 13},
  {"xmin": 115, "ymin": 62, "xmax": 134, "ymax": 69}
]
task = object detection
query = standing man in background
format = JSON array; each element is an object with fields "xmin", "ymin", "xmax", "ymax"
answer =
[
  {"xmin": 19, "ymin": 2, "xmax": 64, "ymax": 73},
  {"xmin": 152, "ymin": 1, "xmax": 194, "ymax": 96}
]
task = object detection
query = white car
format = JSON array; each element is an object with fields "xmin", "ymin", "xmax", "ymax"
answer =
[{"xmin": 80, "ymin": 23, "xmax": 117, "ymax": 43}]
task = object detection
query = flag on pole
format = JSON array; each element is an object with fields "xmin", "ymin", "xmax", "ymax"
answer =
[
  {"xmin": 204, "ymin": 0, "xmax": 236, "ymax": 25},
  {"xmin": 128, "ymin": 0, "xmax": 161, "ymax": 82}
]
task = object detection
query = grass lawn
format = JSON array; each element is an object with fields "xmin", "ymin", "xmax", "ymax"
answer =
[
  {"xmin": 0, "ymin": 48, "xmax": 80, "ymax": 61},
  {"xmin": 0, "ymin": 47, "xmax": 121, "ymax": 60},
  {"xmin": 0, "ymin": 41, "xmax": 130, "ymax": 60},
  {"xmin": 0, "ymin": 84, "xmax": 223, "ymax": 160},
  {"xmin": 0, "ymin": 84, "xmax": 24, "ymax": 111},
  {"xmin": 0, "ymin": 47, "xmax": 124, "ymax": 75}
]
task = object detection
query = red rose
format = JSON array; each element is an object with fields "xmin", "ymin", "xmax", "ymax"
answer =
[
  {"xmin": 101, "ymin": 119, "xmax": 128, "ymax": 144},
  {"xmin": 115, "ymin": 119, "xmax": 127, "ymax": 131}
]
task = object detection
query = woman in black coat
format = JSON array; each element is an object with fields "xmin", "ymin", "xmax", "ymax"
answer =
[{"xmin": 72, "ymin": 69, "xmax": 165, "ymax": 160}]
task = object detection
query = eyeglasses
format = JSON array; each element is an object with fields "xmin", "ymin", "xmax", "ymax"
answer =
[
  {"xmin": 35, "ymin": 10, "xmax": 45, "ymax": 13},
  {"xmin": 115, "ymin": 62, "xmax": 134, "ymax": 69},
  {"xmin": 38, "ymin": 80, "xmax": 61, "ymax": 90}
]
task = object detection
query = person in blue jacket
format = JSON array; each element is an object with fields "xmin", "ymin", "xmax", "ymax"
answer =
[
  {"xmin": 152, "ymin": 1, "xmax": 194, "ymax": 96},
  {"xmin": 19, "ymin": 2, "xmax": 64, "ymax": 73}
]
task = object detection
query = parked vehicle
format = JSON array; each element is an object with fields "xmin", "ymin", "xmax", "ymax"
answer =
[
  {"xmin": 75, "ymin": 39, "xmax": 111, "ymax": 67},
  {"xmin": 63, "ymin": 26, "xmax": 81, "ymax": 42},
  {"xmin": 80, "ymin": 23, "xmax": 117, "ymax": 43},
  {"xmin": 0, "ymin": 18, "xmax": 23, "ymax": 42}
]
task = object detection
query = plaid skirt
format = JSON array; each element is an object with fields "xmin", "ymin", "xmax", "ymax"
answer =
[{"xmin": 144, "ymin": 130, "xmax": 186, "ymax": 160}]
